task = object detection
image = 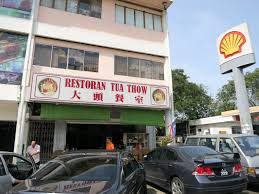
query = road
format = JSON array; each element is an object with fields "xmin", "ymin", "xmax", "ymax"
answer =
[{"xmin": 147, "ymin": 184, "xmax": 259, "ymax": 194}]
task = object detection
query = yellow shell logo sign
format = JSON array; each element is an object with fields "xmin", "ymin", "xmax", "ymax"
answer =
[{"xmin": 219, "ymin": 31, "xmax": 246, "ymax": 59}]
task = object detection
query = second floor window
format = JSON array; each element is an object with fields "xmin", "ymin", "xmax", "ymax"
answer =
[
  {"xmin": 40, "ymin": 0, "xmax": 102, "ymax": 18},
  {"xmin": 114, "ymin": 56, "xmax": 164, "ymax": 80},
  {"xmin": 33, "ymin": 43, "xmax": 99, "ymax": 72},
  {"xmin": 115, "ymin": 5, "xmax": 163, "ymax": 32}
]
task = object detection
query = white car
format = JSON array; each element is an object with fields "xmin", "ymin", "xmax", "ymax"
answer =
[{"xmin": 0, "ymin": 152, "xmax": 36, "ymax": 193}]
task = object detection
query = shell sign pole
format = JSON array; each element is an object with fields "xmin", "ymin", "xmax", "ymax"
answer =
[{"xmin": 217, "ymin": 23, "xmax": 256, "ymax": 134}]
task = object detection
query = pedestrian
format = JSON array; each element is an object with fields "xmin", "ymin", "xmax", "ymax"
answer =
[
  {"xmin": 27, "ymin": 140, "xmax": 41, "ymax": 168},
  {"xmin": 106, "ymin": 138, "xmax": 115, "ymax": 151},
  {"xmin": 135, "ymin": 140, "xmax": 143, "ymax": 161}
]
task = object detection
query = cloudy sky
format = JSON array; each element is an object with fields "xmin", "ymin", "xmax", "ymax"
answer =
[{"xmin": 168, "ymin": 0, "xmax": 259, "ymax": 96}]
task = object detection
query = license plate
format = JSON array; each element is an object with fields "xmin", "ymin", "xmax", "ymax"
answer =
[{"xmin": 221, "ymin": 169, "xmax": 229, "ymax": 176}]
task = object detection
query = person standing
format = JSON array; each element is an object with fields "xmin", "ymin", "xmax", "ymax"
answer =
[
  {"xmin": 27, "ymin": 140, "xmax": 41, "ymax": 167},
  {"xmin": 106, "ymin": 138, "xmax": 115, "ymax": 151}
]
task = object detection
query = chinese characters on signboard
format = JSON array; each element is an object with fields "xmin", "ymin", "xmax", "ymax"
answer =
[
  {"xmin": 0, "ymin": 0, "xmax": 32, "ymax": 19},
  {"xmin": 0, "ymin": 31, "xmax": 27, "ymax": 85},
  {"xmin": 30, "ymin": 74, "xmax": 169, "ymax": 109}
]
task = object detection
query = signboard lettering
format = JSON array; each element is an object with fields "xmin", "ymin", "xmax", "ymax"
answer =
[{"xmin": 30, "ymin": 73, "xmax": 169, "ymax": 109}]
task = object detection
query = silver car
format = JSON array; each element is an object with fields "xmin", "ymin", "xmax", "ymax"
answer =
[
  {"xmin": 0, "ymin": 152, "xmax": 36, "ymax": 193},
  {"xmin": 185, "ymin": 134, "xmax": 259, "ymax": 184}
]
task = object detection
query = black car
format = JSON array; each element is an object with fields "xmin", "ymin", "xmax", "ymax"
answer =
[
  {"xmin": 10, "ymin": 151, "xmax": 147, "ymax": 194},
  {"xmin": 143, "ymin": 146, "xmax": 247, "ymax": 194}
]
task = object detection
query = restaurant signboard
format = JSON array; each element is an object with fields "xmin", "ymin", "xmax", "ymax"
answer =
[{"xmin": 30, "ymin": 73, "xmax": 170, "ymax": 109}]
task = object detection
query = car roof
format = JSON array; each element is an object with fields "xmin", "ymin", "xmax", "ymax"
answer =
[
  {"xmin": 161, "ymin": 145, "xmax": 207, "ymax": 150},
  {"xmin": 53, "ymin": 150, "xmax": 122, "ymax": 163},
  {"xmin": 186, "ymin": 134, "xmax": 257, "ymax": 138}
]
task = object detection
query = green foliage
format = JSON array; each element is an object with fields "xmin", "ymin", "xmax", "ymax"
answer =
[
  {"xmin": 161, "ymin": 135, "xmax": 173, "ymax": 146},
  {"xmin": 214, "ymin": 80, "xmax": 236, "ymax": 115},
  {"xmin": 214, "ymin": 68, "xmax": 259, "ymax": 113},
  {"xmin": 172, "ymin": 69, "xmax": 214, "ymax": 121}
]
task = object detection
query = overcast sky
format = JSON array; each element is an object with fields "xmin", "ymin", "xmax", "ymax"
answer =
[{"xmin": 168, "ymin": 0, "xmax": 259, "ymax": 96}]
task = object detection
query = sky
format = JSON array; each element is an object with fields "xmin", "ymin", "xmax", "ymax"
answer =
[{"xmin": 167, "ymin": 0, "xmax": 259, "ymax": 96}]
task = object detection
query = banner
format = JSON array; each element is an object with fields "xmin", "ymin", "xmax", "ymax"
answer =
[
  {"xmin": 0, "ymin": 0, "xmax": 32, "ymax": 19},
  {"xmin": 30, "ymin": 73, "xmax": 170, "ymax": 109},
  {"xmin": 0, "ymin": 31, "xmax": 27, "ymax": 85}
]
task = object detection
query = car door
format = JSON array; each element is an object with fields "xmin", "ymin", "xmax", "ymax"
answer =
[
  {"xmin": 0, "ymin": 155, "xmax": 12, "ymax": 193},
  {"xmin": 143, "ymin": 149, "xmax": 161, "ymax": 182},
  {"xmin": 2, "ymin": 154, "xmax": 35, "ymax": 181},
  {"xmin": 120, "ymin": 154, "xmax": 136, "ymax": 194},
  {"xmin": 158, "ymin": 148, "xmax": 178, "ymax": 189},
  {"xmin": 127, "ymin": 154, "xmax": 145, "ymax": 194}
]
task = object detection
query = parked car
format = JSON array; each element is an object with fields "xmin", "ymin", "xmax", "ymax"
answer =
[
  {"xmin": 185, "ymin": 134, "xmax": 259, "ymax": 184},
  {"xmin": 143, "ymin": 146, "xmax": 246, "ymax": 194},
  {"xmin": 0, "ymin": 151, "xmax": 37, "ymax": 194},
  {"xmin": 10, "ymin": 151, "xmax": 147, "ymax": 194}
]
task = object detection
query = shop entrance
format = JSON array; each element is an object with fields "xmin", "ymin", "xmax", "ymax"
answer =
[
  {"xmin": 66, "ymin": 124, "xmax": 136, "ymax": 150},
  {"xmin": 0, "ymin": 122, "xmax": 16, "ymax": 151}
]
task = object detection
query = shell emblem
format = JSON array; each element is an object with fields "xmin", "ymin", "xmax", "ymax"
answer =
[{"xmin": 219, "ymin": 31, "xmax": 246, "ymax": 59}]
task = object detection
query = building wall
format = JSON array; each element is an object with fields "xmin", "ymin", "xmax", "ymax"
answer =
[
  {"xmin": 0, "ymin": 0, "xmax": 172, "ymax": 153},
  {"xmin": 36, "ymin": 1, "xmax": 167, "ymax": 56},
  {"xmin": 29, "ymin": 37, "xmax": 167, "ymax": 88},
  {"xmin": 0, "ymin": 103, "xmax": 18, "ymax": 121}
]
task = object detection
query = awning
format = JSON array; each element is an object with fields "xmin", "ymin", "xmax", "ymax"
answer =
[
  {"xmin": 41, "ymin": 104, "xmax": 110, "ymax": 121},
  {"xmin": 120, "ymin": 108, "xmax": 164, "ymax": 126},
  {"xmin": 41, "ymin": 104, "xmax": 165, "ymax": 126}
]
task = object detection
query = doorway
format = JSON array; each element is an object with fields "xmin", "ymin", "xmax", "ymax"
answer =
[
  {"xmin": 0, "ymin": 122, "xmax": 16, "ymax": 151},
  {"xmin": 66, "ymin": 124, "xmax": 136, "ymax": 150}
]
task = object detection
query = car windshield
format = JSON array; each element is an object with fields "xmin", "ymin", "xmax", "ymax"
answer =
[
  {"xmin": 31, "ymin": 156, "xmax": 117, "ymax": 183},
  {"xmin": 180, "ymin": 146, "xmax": 218, "ymax": 159},
  {"xmin": 234, "ymin": 136, "xmax": 259, "ymax": 157}
]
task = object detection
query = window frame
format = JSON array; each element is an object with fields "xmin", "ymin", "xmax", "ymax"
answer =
[
  {"xmin": 3, "ymin": 154, "xmax": 33, "ymax": 180},
  {"xmin": 114, "ymin": 4, "xmax": 163, "ymax": 32},
  {"xmin": 0, "ymin": 157, "xmax": 6, "ymax": 176},
  {"xmin": 114, "ymin": 55, "xmax": 164, "ymax": 80},
  {"xmin": 199, "ymin": 138, "xmax": 217, "ymax": 150},
  {"xmin": 160, "ymin": 149, "xmax": 178, "ymax": 161},
  {"xmin": 40, "ymin": 0, "xmax": 102, "ymax": 19},
  {"xmin": 33, "ymin": 43, "xmax": 99, "ymax": 73},
  {"xmin": 219, "ymin": 138, "xmax": 237, "ymax": 153}
]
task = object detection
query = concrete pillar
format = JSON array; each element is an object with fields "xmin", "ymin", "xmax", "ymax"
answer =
[
  {"xmin": 233, "ymin": 67, "xmax": 254, "ymax": 134},
  {"xmin": 53, "ymin": 121, "xmax": 67, "ymax": 152},
  {"xmin": 14, "ymin": 0, "xmax": 40, "ymax": 154},
  {"xmin": 22, "ymin": 118, "xmax": 30, "ymax": 155},
  {"xmin": 162, "ymin": 10, "xmax": 175, "ymax": 136},
  {"xmin": 146, "ymin": 126, "xmax": 156, "ymax": 150}
]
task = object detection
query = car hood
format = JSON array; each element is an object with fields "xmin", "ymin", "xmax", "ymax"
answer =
[{"xmin": 11, "ymin": 180, "xmax": 114, "ymax": 194}]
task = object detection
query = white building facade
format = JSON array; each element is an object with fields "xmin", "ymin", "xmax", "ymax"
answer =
[{"xmin": 0, "ymin": 0, "xmax": 173, "ymax": 161}]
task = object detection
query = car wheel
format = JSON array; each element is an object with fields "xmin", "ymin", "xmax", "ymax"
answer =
[{"xmin": 171, "ymin": 177, "xmax": 185, "ymax": 194}]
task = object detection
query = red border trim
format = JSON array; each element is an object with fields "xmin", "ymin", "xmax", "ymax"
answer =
[{"xmin": 29, "ymin": 72, "xmax": 170, "ymax": 109}]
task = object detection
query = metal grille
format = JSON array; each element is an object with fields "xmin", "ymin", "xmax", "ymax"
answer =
[{"xmin": 28, "ymin": 120, "xmax": 55, "ymax": 163}]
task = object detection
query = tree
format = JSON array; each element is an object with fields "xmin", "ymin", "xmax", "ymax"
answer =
[
  {"xmin": 214, "ymin": 68, "xmax": 259, "ymax": 114},
  {"xmin": 172, "ymin": 69, "xmax": 214, "ymax": 121},
  {"xmin": 214, "ymin": 80, "xmax": 236, "ymax": 115}
]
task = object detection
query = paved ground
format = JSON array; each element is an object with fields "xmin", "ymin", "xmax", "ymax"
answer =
[{"xmin": 147, "ymin": 184, "xmax": 259, "ymax": 194}]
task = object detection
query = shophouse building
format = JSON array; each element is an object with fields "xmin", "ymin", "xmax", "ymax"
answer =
[{"xmin": 0, "ymin": 0, "xmax": 173, "ymax": 162}]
